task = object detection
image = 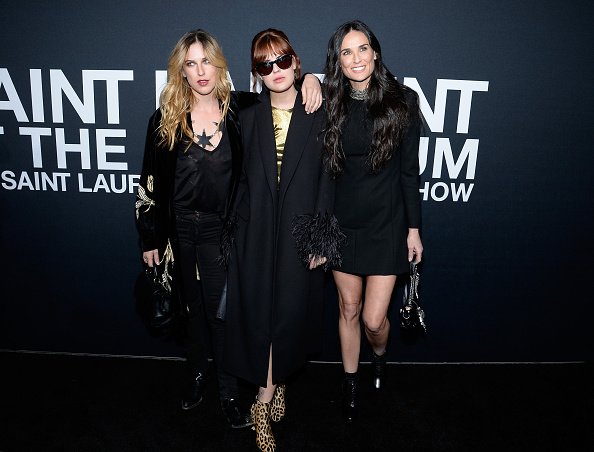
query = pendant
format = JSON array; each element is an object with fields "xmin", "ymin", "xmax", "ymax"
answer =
[
  {"xmin": 195, "ymin": 129, "xmax": 214, "ymax": 147},
  {"xmin": 193, "ymin": 121, "xmax": 219, "ymax": 147}
]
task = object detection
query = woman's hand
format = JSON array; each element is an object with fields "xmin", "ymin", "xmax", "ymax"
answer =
[
  {"xmin": 143, "ymin": 249, "xmax": 160, "ymax": 267},
  {"xmin": 301, "ymin": 74, "xmax": 323, "ymax": 114},
  {"xmin": 308, "ymin": 254, "xmax": 328, "ymax": 270},
  {"xmin": 407, "ymin": 229, "xmax": 423, "ymax": 264}
]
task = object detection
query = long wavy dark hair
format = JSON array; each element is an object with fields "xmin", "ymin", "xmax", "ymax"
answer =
[{"xmin": 323, "ymin": 20, "xmax": 413, "ymax": 175}]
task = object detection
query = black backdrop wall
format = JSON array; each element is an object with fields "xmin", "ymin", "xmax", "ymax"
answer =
[{"xmin": 1, "ymin": 1, "xmax": 592, "ymax": 362}]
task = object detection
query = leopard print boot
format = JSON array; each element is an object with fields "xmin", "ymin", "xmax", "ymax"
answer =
[
  {"xmin": 251, "ymin": 398, "xmax": 276, "ymax": 451},
  {"xmin": 270, "ymin": 384, "xmax": 286, "ymax": 422}
]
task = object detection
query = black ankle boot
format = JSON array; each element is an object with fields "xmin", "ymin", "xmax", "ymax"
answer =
[
  {"xmin": 222, "ymin": 398, "xmax": 254, "ymax": 429},
  {"xmin": 342, "ymin": 375, "xmax": 358, "ymax": 423},
  {"xmin": 181, "ymin": 372, "xmax": 205, "ymax": 410},
  {"xmin": 372, "ymin": 351, "xmax": 386, "ymax": 390}
]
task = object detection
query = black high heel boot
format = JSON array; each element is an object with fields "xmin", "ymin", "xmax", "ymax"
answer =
[
  {"xmin": 342, "ymin": 374, "xmax": 358, "ymax": 423},
  {"xmin": 372, "ymin": 351, "xmax": 386, "ymax": 390},
  {"xmin": 181, "ymin": 372, "xmax": 206, "ymax": 410}
]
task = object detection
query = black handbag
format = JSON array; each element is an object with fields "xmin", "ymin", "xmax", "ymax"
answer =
[
  {"xmin": 399, "ymin": 262, "xmax": 427, "ymax": 335},
  {"xmin": 134, "ymin": 246, "xmax": 180, "ymax": 337},
  {"xmin": 144, "ymin": 263, "xmax": 177, "ymax": 331}
]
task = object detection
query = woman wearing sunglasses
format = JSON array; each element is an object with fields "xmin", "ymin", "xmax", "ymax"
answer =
[
  {"xmin": 135, "ymin": 29, "xmax": 322, "ymax": 430},
  {"xmin": 223, "ymin": 29, "xmax": 344, "ymax": 451}
]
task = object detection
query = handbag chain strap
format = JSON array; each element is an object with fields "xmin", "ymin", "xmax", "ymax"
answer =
[{"xmin": 407, "ymin": 262, "xmax": 419, "ymax": 305}]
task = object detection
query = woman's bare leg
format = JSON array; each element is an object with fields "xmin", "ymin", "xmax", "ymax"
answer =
[
  {"xmin": 333, "ymin": 270, "xmax": 364, "ymax": 373},
  {"xmin": 257, "ymin": 346, "xmax": 276, "ymax": 402},
  {"xmin": 361, "ymin": 275, "xmax": 397, "ymax": 355}
]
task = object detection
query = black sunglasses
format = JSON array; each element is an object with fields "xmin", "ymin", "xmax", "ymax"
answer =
[{"xmin": 254, "ymin": 54, "xmax": 293, "ymax": 76}]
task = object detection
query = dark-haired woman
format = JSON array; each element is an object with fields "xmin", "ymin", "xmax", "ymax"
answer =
[
  {"xmin": 135, "ymin": 29, "xmax": 322, "ymax": 429},
  {"xmin": 223, "ymin": 29, "xmax": 343, "ymax": 450},
  {"xmin": 323, "ymin": 20, "xmax": 424, "ymax": 422}
]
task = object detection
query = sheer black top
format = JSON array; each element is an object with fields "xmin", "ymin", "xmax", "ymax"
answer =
[{"xmin": 173, "ymin": 124, "xmax": 231, "ymax": 215}]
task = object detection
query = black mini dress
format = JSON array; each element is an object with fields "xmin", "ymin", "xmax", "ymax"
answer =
[{"xmin": 333, "ymin": 96, "xmax": 421, "ymax": 276}]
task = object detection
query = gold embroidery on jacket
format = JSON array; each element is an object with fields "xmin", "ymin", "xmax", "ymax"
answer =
[
  {"xmin": 160, "ymin": 240, "xmax": 175, "ymax": 292},
  {"xmin": 135, "ymin": 185, "xmax": 155, "ymax": 219}
]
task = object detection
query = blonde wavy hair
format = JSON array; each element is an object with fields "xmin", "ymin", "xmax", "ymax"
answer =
[{"xmin": 159, "ymin": 29, "xmax": 231, "ymax": 151}]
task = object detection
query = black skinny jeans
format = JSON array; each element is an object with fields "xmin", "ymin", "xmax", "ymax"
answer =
[{"xmin": 174, "ymin": 211, "xmax": 237, "ymax": 402}]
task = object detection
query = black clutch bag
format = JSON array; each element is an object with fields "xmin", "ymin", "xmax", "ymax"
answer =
[{"xmin": 399, "ymin": 262, "xmax": 427, "ymax": 335}]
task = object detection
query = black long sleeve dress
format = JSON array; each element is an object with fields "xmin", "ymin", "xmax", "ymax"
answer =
[{"xmin": 333, "ymin": 88, "xmax": 421, "ymax": 276}]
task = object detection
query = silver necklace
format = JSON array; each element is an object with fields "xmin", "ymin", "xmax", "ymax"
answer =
[
  {"xmin": 192, "ymin": 121, "xmax": 219, "ymax": 147},
  {"xmin": 349, "ymin": 87, "xmax": 368, "ymax": 100}
]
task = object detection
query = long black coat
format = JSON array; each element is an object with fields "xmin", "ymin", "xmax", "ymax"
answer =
[{"xmin": 224, "ymin": 90, "xmax": 341, "ymax": 387}]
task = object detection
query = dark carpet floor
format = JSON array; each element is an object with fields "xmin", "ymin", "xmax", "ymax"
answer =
[{"xmin": 0, "ymin": 352, "xmax": 590, "ymax": 451}]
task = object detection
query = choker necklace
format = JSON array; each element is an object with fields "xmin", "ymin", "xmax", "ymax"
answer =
[
  {"xmin": 349, "ymin": 86, "xmax": 368, "ymax": 100},
  {"xmin": 193, "ymin": 121, "xmax": 219, "ymax": 147}
]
